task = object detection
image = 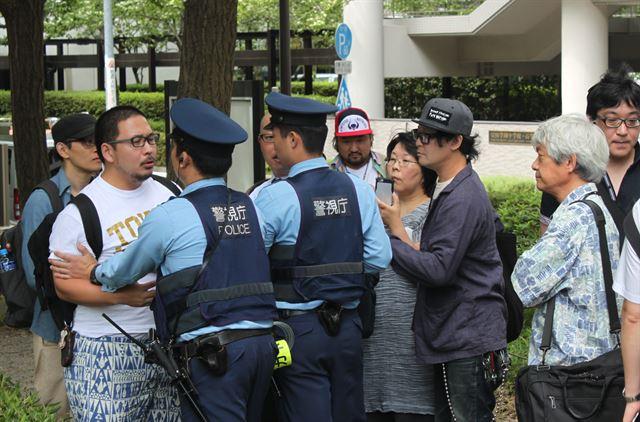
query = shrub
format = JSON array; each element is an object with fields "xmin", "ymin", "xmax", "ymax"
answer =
[
  {"xmin": 290, "ymin": 81, "xmax": 338, "ymax": 97},
  {"xmin": 0, "ymin": 91, "xmax": 165, "ymax": 122},
  {"xmin": 125, "ymin": 83, "xmax": 165, "ymax": 93},
  {"xmin": 0, "ymin": 373, "xmax": 58, "ymax": 420},
  {"xmin": 293, "ymin": 93, "xmax": 336, "ymax": 105},
  {"xmin": 483, "ymin": 176, "xmax": 541, "ymax": 256},
  {"xmin": 385, "ymin": 75, "xmax": 560, "ymax": 121}
]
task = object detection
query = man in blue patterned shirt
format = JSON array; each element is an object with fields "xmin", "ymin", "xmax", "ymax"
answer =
[{"xmin": 513, "ymin": 114, "xmax": 621, "ymax": 366}]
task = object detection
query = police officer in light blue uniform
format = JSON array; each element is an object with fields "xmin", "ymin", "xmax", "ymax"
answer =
[
  {"xmin": 60, "ymin": 98, "xmax": 278, "ymax": 422},
  {"xmin": 253, "ymin": 93, "xmax": 392, "ymax": 422}
]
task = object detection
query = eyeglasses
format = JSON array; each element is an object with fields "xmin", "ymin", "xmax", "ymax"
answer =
[
  {"xmin": 258, "ymin": 134, "xmax": 274, "ymax": 143},
  {"xmin": 67, "ymin": 136, "xmax": 95, "ymax": 148},
  {"xmin": 597, "ymin": 116, "xmax": 640, "ymax": 129},
  {"xmin": 386, "ymin": 157, "xmax": 419, "ymax": 167},
  {"xmin": 107, "ymin": 133, "xmax": 160, "ymax": 148},
  {"xmin": 411, "ymin": 129, "xmax": 436, "ymax": 145}
]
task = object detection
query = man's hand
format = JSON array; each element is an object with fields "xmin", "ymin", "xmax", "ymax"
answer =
[
  {"xmin": 115, "ymin": 281, "xmax": 156, "ymax": 307},
  {"xmin": 623, "ymin": 402, "xmax": 640, "ymax": 422},
  {"xmin": 50, "ymin": 243, "xmax": 97, "ymax": 280}
]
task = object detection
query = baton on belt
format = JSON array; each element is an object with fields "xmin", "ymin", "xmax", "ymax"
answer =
[{"xmin": 102, "ymin": 313, "xmax": 207, "ymax": 422}]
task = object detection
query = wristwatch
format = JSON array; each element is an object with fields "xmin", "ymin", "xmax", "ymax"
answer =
[
  {"xmin": 623, "ymin": 388, "xmax": 640, "ymax": 403},
  {"xmin": 89, "ymin": 265, "xmax": 101, "ymax": 286}
]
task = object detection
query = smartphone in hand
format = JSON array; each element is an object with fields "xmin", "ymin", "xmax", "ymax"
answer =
[{"xmin": 375, "ymin": 178, "xmax": 394, "ymax": 205}]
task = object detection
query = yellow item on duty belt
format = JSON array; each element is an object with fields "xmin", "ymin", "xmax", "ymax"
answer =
[{"xmin": 274, "ymin": 339, "xmax": 292, "ymax": 370}]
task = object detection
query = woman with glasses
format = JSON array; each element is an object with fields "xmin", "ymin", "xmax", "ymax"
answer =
[{"xmin": 363, "ymin": 132, "xmax": 437, "ymax": 422}]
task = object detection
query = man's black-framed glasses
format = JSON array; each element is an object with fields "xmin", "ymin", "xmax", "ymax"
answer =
[
  {"xmin": 411, "ymin": 129, "xmax": 436, "ymax": 145},
  {"xmin": 597, "ymin": 116, "xmax": 640, "ymax": 129},
  {"xmin": 107, "ymin": 132, "xmax": 160, "ymax": 148}
]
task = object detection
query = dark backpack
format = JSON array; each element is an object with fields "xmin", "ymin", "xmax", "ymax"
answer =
[
  {"xmin": 28, "ymin": 174, "xmax": 180, "ymax": 331},
  {"xmin": 28, "ymin": 193, "xmax": 102, "ymax": 331},
  {"xmin": 0, "ymin": 181, "xmax": 62, "ymax": 328},
  {"xmin": 496, "ymin": 230, "xmax": 524, "ymax": 343}
]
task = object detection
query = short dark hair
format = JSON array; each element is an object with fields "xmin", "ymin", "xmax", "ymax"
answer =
[
  {"xmin": 386, "ymin": 131, "xmax": 437, "ymax": 195},
  {"xmin": 586, "ymin": 64, "xmax": 640, "ymax": 120},
  {"xmin": 172, "ymin": 129, "xmax": 234, "ymax": 178},
  {"xmin": 275, "ymin": 124, "xmax": 328, "ymax": 155},
  {"xmin": 430, "ymin": 130, "xmax": 480, "ymax": 163},
  {"xmin": 95, "ymin": 105, "xmax": 146, "ymax": 162}
]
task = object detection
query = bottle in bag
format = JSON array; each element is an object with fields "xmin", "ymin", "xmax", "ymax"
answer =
[{"xmin": 0, "ymin": 248, "xmax": 16, "ymax": 273}]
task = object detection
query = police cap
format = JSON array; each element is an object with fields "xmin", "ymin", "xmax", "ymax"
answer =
[
  {"xmin": 170, "ymin": 98, "xmax": 247, "ymax": 145},
  {"xmin": 265, "ymin": 92, "xmax": 337, "ymax": 129}
]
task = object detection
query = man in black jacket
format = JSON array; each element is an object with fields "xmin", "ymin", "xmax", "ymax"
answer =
[{"xmin": 379, "ymin": 98, "xmax": 506, "ymax": 421}]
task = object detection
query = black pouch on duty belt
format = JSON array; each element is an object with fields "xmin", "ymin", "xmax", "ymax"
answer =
[
  {"xmin": 196, "ymin": 336, "xmax": 228, "ymax": 376},
  {"xmin": 316, "ymin": 302, "xmax": 342, "ymax": 337}
]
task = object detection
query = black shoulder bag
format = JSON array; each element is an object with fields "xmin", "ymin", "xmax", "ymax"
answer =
[{"xmin": 515, "ymin": 199, "xmax": 625, "ymax": 421}]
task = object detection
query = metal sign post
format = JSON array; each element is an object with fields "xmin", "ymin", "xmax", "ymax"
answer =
[{"xmin": 335, "ymin": 23, "xmax": 353, "ymax": 111}]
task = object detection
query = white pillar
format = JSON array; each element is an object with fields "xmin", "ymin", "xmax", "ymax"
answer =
[
  {"xmin": 561, "ymin": 0, "xmax": 608, "ymax": 115},
  {"xmin": 344, "ymin": 0, "xmax": 385, "ymax": 118}
]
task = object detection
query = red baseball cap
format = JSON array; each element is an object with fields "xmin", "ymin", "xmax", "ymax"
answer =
[{"xmin": 335, "ymin": 107, "xmax": 373, "ymax": 137}]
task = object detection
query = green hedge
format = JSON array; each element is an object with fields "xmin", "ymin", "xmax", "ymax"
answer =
[
  {"xmin": 290, "ymin": 81, "xmax": 338, "ymax": 97},
  {"xmin": 0, "ymin": 91, "xmax": 165, "ymax": 122},
  {"xmin": 483, "ymin": 176, "xmax": 541, "ymax": 256},
  {"xmin": 0, "ymin": 374, "xmax": 58, "ymax": 420},
  {"xmin": 384, "ymin": 75, "xmax": 561, "ymax": 121}
]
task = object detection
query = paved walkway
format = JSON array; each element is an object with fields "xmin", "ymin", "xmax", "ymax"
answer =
[{"xmin": 0, "ymin": 298, "xmax": 33, "ymax": 389}]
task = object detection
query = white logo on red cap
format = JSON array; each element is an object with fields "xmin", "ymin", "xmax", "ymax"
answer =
[{"xmin": 338, "ymin": 115, "xmax": 370, "ymax": 134}]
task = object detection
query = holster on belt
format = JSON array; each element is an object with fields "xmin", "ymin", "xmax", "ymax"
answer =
[
  {"xmin": 173, "ymin": 328, "xmax": 270, "ymax": 377},
  {"xmin": 316, "ymin": 302, "xmax": 343, "ymax": 336},
  {"xmin": 196, "ymin": 336, "xmax": 228, "ymax": 376}
]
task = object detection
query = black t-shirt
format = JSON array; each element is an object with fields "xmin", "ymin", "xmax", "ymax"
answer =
[{"xmin": 540, "ymin": 144, "xmax": 640, "ymax": 232}]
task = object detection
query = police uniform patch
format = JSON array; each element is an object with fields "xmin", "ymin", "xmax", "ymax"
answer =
[
  {"xmin": 210, "ymin": 204, "xmax": 252, "ymax": 236},
  {"xmin": 427, "ymin": 107, "xmax": 451, "ymax": 125},
  {"xmin": 312, "ymin": 196, "xmax": 351, "ymax": 218}
]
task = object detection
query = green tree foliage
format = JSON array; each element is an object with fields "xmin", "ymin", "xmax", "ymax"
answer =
[
  {"xmin": 45, "ymin": 0, "xmax": 183, "ymax": 47},
  {"xmin": 383, "ymin": 0, "xmax": 481, "ymax": 17},
  {"xmin": 237, "ymin": 0, "xmax": 343, "ymax": 33}
]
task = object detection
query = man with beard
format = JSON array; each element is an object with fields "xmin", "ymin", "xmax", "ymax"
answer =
[
  {"xmin": 330, "ymin": 107, "xmax": 385, "ymax": 189},
  {"xmin": 49, "ymin": 105, "xmax": 181, "ymax": 421}
]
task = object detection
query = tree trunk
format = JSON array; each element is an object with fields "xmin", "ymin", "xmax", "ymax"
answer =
[
  {"xmin": 0, "ymin": 0, "xmax": 48, "ymax": 208},
  {"xmin": 178, "ymin": 0, "xmax": 238, "ymax": 115}
]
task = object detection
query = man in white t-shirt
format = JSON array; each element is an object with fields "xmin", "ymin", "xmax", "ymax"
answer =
[
  {"xmin": 50, "ymin": 105, "xmax": 180, "ymax": 421},
  {"xmin": 329, "ymin": 107, "xmax": 385, "ymax": 189},
  {"xmin": 613, "ymin": 200, "xmax": 640, "ymax": 422}
]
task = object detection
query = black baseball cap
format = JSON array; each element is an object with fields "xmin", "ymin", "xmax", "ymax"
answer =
[
  {"xmin": 413, "ymin": 98, "xmax": 473, "ymax": 136},
  {"xmin": 51, "ymin": 113, "xmax": 96, "ymax": 143}
]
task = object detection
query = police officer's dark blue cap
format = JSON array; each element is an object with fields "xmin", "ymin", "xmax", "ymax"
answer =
[
  {"xmin": 170, "ymin": 98, "xmax": 247, "ymax": 145},
  {"xmin": 265, "ymin": 92, "xmax": 338, "ymax": 129}
]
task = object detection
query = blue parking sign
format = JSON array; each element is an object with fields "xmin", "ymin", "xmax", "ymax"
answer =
[
  {"xmin": 335, "ymin": 23, "xmax": 352, "ymax": 60},
  {"xmin": 336, "ymin": 78, "xmax": 352, "ymax": 111}
]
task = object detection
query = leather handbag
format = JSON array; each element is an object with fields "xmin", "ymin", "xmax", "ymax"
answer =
[{"xmin": 515, "ymin": 199, "xmax": 625, "ymax": 421}]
